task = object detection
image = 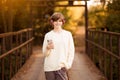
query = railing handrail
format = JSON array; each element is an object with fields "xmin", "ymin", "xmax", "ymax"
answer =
[
  {"xmin": 0, "ymin": 38, "xmax": 34, "ymax": 59},
  {"xmin": 86, "ymin": 39, "xmax": 120, "ymax": 59},
  {"xmin": 86, "ymin": 28, "xmax": 120, "ymax": 80},
  {"xmin": 88, "ymin": 28, "xmax": 120, "ymax": 36},
  {"xmin": 0, "ymin": 28, "xmax": 34, "ymax": 80},
  {"xmin": 0, "ymin": 28, "xmax": 32, "ymax": 38}
]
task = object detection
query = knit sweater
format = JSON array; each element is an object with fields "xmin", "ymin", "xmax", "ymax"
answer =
[{"xmin": 42, "ymin": 30, "xmax": 75, "ymax": 71}]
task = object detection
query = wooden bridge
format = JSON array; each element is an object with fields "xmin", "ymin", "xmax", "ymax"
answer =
[
  {"xmin": 0, "ymin": 27, "xmax": 120, "ymax": 80},
  {"xmin": 0, "ymin": 0, "xmax": 120, "ymax": 80}
]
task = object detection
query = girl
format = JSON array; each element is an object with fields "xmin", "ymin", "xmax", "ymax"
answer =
[{"xmin": 42, "ymin": 12, "xmax": 75, "ymax": 80}]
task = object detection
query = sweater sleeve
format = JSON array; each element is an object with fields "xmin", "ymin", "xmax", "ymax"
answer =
[
  {"xmin": 42, "ymin": 34, "xmax": 48, "ymax": 56},
  {"xmin": 67, "ymin": 32, "xmax": 75, "ymax": 69}
]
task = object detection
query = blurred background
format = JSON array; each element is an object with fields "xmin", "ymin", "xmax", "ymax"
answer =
[{"xmin": 0, "ymin": 0, "xmax": 119, "ymax": 45}]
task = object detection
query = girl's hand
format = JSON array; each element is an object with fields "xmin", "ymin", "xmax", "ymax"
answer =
[{"xmin": 47, "ymin": 40, "xmax": 54, "ymax": 50}]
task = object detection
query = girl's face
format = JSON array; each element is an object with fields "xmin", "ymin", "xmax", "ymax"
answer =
[{"xmin": 53, "ymin": 19, "xmax": 63, "ymax": 29}]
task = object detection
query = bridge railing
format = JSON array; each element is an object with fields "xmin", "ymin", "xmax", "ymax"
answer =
[
  {"xmin": 0, "ymin": 28, "xmax": 34, "ymax": 80},
  {"xmin": 86, "ymin": 28, "xmax": 120, "ymax": 80}
]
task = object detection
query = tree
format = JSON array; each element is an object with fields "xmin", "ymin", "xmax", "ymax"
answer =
[
  {"xmin": 105, "ymin": 0, "xmax": 120, "ymax": 32},
  {"xmin": 0, "ymin": 0, "xmax": 7, "ymax": 33},
  {"xmin": 88, "ymin": 6, "xmax": 107, "ymax": 28},
  {"xmin": 0, "ymin": 0, "xmax": 31, "ymax": 33}
]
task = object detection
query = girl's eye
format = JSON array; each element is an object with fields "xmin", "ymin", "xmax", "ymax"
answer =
[{"xmin": 58, "ymin": 20, "xmax": 62, "ymax": 22}]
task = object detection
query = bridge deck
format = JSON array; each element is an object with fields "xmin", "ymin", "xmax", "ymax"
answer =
[
  {"xmin": 11, "ymin": 46, "xmax": 107, "ymax": 80},
  {"xmin": 11, "ymin": 27, "xmax": 107, "ymax": 80}
]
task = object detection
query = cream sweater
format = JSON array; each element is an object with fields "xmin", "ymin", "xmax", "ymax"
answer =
[{"xmin": 42, "ymin": 30, "xmax": 75, "ymax": 71}]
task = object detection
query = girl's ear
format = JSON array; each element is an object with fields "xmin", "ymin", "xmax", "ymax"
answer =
[
  {"xmin": 50, "ymin": 20, "xmax": 53, "ymax": 24},
  {"xmin": 49, "ymin": 20, "xmax": 54, "ymax": 26}
]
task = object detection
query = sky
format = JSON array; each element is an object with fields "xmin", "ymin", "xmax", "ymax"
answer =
[{"xmin": 85, "ymin": 0, "xmax": 101, "ymax": 7}]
